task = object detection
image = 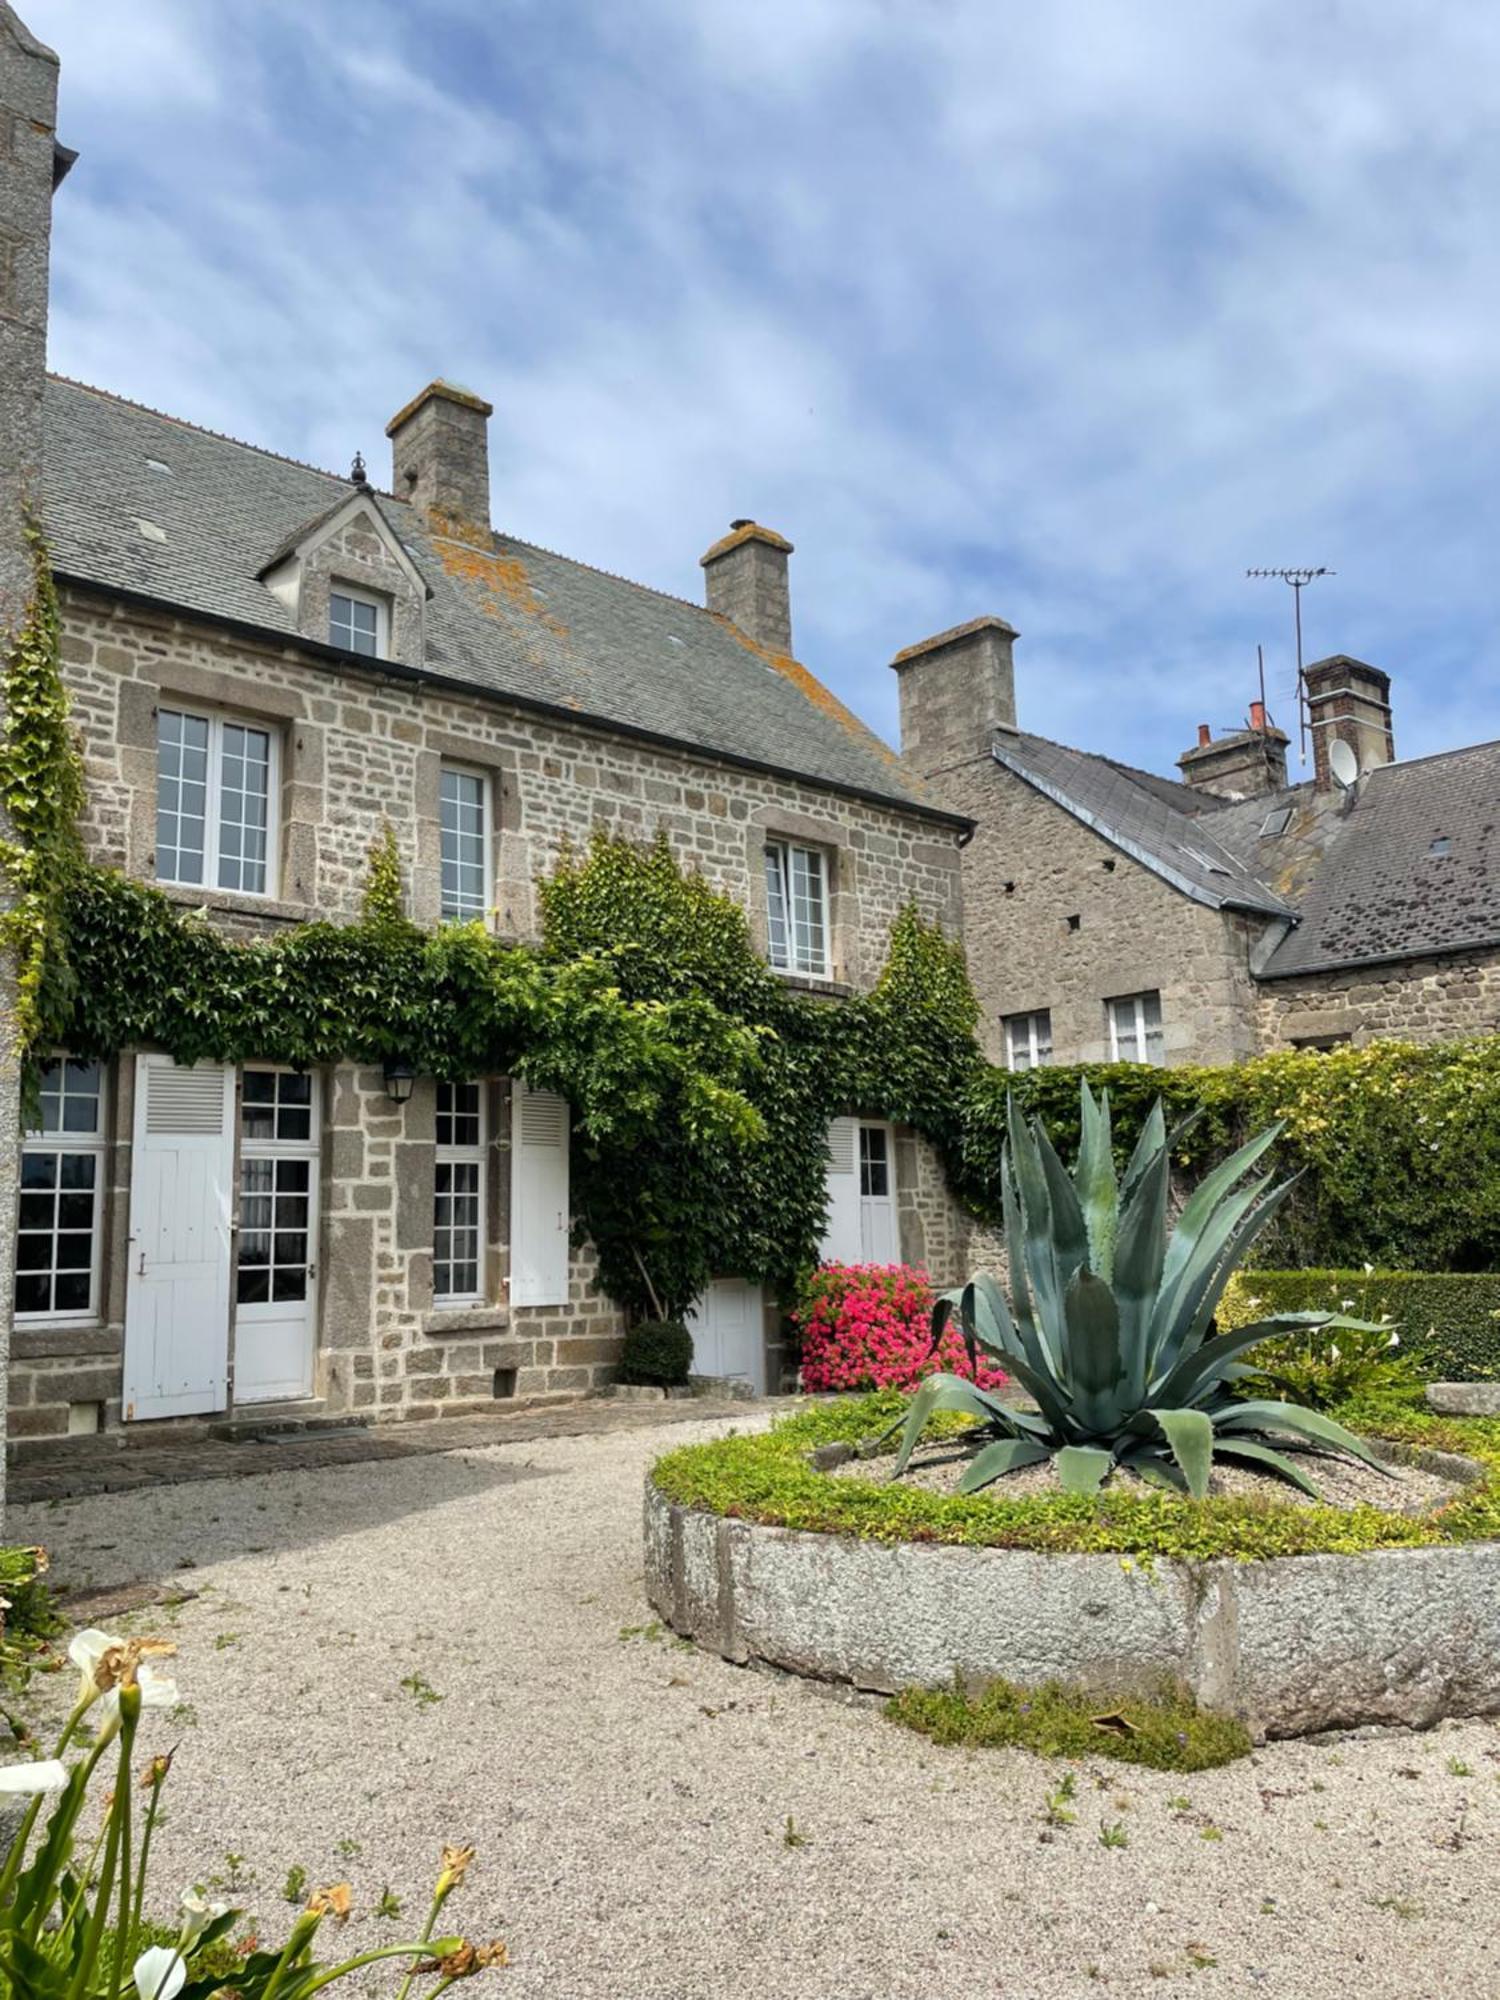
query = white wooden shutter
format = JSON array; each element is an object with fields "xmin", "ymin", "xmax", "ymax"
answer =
[
  {"xmin": 818, "ymin": 1116, "xmax": 863, "ymax": 1264},
  {"xmin": 122, "ymin": 1056, "xmax": 235, "ymax": 1420},
  {"xmin": 509, "ymin": 1081, "xmax": 570, "ymax": 1307}
]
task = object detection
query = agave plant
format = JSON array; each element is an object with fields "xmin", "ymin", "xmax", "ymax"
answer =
[{"xmin": 886, "ymin": 1082, "xmax": 1386, "ymax": 1499}]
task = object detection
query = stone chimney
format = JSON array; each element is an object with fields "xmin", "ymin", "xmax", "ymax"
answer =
[
  {"xmin": 1303, "ymin": 655, "xmax": 1394, "ymax": 790},
  {"xmin": 0, "ymin": 0, "xmax": 70, "ymax": 1516},
  {"xmin": 1176, "ymin": 701, "xmax": 1290, "ymax": 800},
  {"xmin": 386, "ymin": 380, "xmax": 493, "ymax": 530},
  {"xmin": 889, "ymin": 616, "xmax": 1018, "ymax": 778},
  {"xmin": 700, "ymin": 520, "xmax": 793, "ymax": 656}
]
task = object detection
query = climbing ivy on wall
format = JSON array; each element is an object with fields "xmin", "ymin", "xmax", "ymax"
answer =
[{"xmin": 6, "ymin": 526, "xmax": 1500, "ymax": 1317}]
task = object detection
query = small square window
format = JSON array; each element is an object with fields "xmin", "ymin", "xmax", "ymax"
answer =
[
  {"xmin": 329, "ymin": 589, "xmax": 383, "ymax": 658},
  {"xmin": 1004, "ymin": 1010, "xmax": 1053, "ymax": 1072},
  {"xmin": 1107, "ymin": 991, "xmax": 1164, "ymax": 1066}
]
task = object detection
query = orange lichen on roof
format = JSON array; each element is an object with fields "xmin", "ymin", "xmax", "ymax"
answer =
[
  {"xmin": 890, "ymin": 614, "xmax": 1018, "ymax": 666},
  {"xmin": 433, "ymin": 531, "xmax": 570, "ymax": 639},
  {"xmin": 385, "ymin": 380, "xmax": 495, "ymax": 435},
  {"xmin": 699, "ymin": 521, "xmax": 794, "ymax": 565},
  {"xmin": 715, "ymin": 615, "xmax": 901, "ymax": 771}
]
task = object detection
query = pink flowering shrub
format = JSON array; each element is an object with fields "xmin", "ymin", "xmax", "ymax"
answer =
[{"xmin": 793, "ymin": 1262, "xmax": 1009, "ymax": 1394}]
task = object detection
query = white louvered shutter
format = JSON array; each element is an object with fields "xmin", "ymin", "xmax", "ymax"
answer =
[
  {"xmin": 509, "ymin": 1081, "xmax": 570, "ymax": 1307},
  {"xmin": 818, "ymin": 1116, "xmax": 863, "ymax": 1265}
]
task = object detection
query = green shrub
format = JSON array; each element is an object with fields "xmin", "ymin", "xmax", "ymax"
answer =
[
  {"xmin": 1219, "ymin": 1270, "xmax": 1500, "ymax": 1384},
  {"xmin": 620, "ymin": 1319, "xmax": 694, "ymax": 1386},
  {"xmin": 888, "ymin": 1676, "xmax": 1251, "ymax": 1771}
]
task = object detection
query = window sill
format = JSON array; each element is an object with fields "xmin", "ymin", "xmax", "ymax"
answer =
[
  {"xmin": 157, "ymin": 882, "xmax": 311, "ymax": 926},
  {"xmin": 770, "ymin": 969, "xmax": 852, "ymax": 1000},
  {"xmin": 422, "ymin": 1304, "xmax": 511, "ymax": 1336}
]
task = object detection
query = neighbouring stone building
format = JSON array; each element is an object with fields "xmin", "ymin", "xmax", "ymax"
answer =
[
  {"xmin": 2, "ymin": 5, "xmax": 974, "ymax": 1447},
  {"xmin": 895, "ymin": 618, "xmax": 1500, "ymax": 1068}
]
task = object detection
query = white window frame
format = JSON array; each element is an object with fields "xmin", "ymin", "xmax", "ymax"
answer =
[
  {"xmin": 1107, "ymin": 990, "xmax": 1165, "ymax": 1066},
  {"xmin": 764, "ymin": 839, "xmax": 832, "ymax": 979},
  {"xmin": 16, "ymin": 1057, "xmax": 108, "ymax": 1325},
  {"xmin": 434, "ymin": 1081, "xmax": 487, "ymax": 1306},
  {"xmin": 439, "ymin": 764, "xmax": 493, "ymax": 926},
  {"xmin": 328, "ymin": 584, "xmax": 387, "ymax": 660},
  {"xmin": 1004, "ymin": 1009, "xmax": 1053, "ymax": 1072},
  {"xmin": 156, "ymin": 704, "xmax": 280, "ymax": 899}
]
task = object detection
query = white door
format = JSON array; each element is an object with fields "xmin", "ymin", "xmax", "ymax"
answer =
[
  {"xmin": 510, "ymin": 1081, "xmax": 570, "ymax": 1307},
  {"xmin": 857, "ymin": 1123, "xmax": 899, "ymax": 1263},
  {"xmin": 233, "ymin": 1067, "xmax": 319, "ymax": 1403},
  {"xmin": 818, "ymin": 1116, "xmax": 862, "ymax": 1263},
  {"xmin": 686, "ymin": 1279, "xmax": 765, "ymax": 1394},
  {"xmin": 122, "ymin": 1056, "xmax": 235, "ymax": 1421}
]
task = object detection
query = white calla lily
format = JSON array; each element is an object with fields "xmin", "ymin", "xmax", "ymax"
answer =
[
  {"xmin": 179, "ymin": 1886, "xmax": 228, "ymax": 1948},
  {"xmin": 67, "ymin": 1627, "xmax": 123, "ymax": 1706},
  {"xmin": 100, "ymin": 1660, "xmax": 178, "ymax": 1723},
  {"xmin": 132, "ymin": 1945, "xmax": 186, "ymax": 2000},
  {"xmin": 0, "ymin": 1758, "xmax": 68, "ymax": 1796}
]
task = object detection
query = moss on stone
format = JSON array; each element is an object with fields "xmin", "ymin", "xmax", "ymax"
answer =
[{"xmin": 888, "ymin": 1676, "xmax": 1252, "ymax": 1770}]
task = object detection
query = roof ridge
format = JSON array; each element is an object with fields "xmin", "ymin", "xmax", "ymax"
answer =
[
  {"xmin": 46, "ymin": 373, "xmax": 376, "ymax": 492},
  {"xmin": 1366, "ymin": 735, "xmax": 1500, "ymax": 776}
]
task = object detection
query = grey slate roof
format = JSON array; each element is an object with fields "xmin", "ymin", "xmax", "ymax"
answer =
[
  {"xmin": 1255, "ymin": 742, "xmax": 1500, "ymax": 976},
  {"xmin": 990, "ymin": 729, "xmax": 1295, "ymax": 918},
  {"xmin": 41, "ymin": 375, "xmax": 945, "ymax": 820}
]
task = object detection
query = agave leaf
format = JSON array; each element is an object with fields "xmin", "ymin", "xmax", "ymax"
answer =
[
  {"xmin": 1152, "ymin": 1315, "xmax": 1318, "ymax": 1408},
  {"xmin": 1006, "ymin": 1098, "xmax": 1067, "ymax": 1371},
  {"xmin": 881, "ymin": 1373, "xmax": 1011, "ymax": 1475},
  {"xmin": 1164, "ymin": 1173, "xmax": 1304, "ymax": 1376},
  {"xmin": 1073, "ymin": 1080, "xmax": 1120, "ymax": 1284},
  {"xmin": 989, "ymin": 1349, "xmax": 1076, "ymax": 1439},
  {"xmin": 1211, "ymin": 1436, "xmax": 1325, "ymax": 1500},
  {"xmin": 1036, "ymin": 1116, "xmax": 1090, "ymax": 1296},
  {"xmin": 1119, "ymin": 1097, "xmax": 1166, "ymax": 1210},
  {"xmin": 1121, "ymin": 1449, "xmax": 1188, "ymax": 1496},
  {"xmin": 1112, "ymin": 1135, "xmax": 1169, "ymax": 1404},
  {"xmin": 968, "ymin": 1271, "xmax": 1026, "ymax": 1364},
  {"xmin": 1063, "ymin": 1269, "xmax": 1123, "ymax": 1431},
  {"xmin": 1147, "ymin": 1170, "xmax": 1288, "ymax": 1381},
  {"xmin": 955, "ymin": 1436, "xmax": 1052, "ymax": 1493},
  {"xmin": 1215, "ymin": 1399, "xmax": 1391, "ymax": 1475},
  {"xmin": 999, "ymin": 1137, "xmax": 1039, "ymax": 1353},
  {"xmin": 1055, "ymin": 1444, "xmax": 1114, "ymax": 1494},
  {"xmin": 1159, "ymin": 1122, "xmax": 1284, "ymax": 1298},
  {"xmin": 1137, "ymin": 1406, "xmax": 1214, "ymax": 1498}
]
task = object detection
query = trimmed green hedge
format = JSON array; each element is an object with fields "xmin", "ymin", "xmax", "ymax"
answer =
[{"xmin": 1219, "ymin": 1269, "xmax": 1500, "ymax": 1384}]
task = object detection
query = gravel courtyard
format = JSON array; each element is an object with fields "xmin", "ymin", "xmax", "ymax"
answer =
[{"xmin": 14, "ymin": 1417, "xmax": 1500, "ymax": 2000}]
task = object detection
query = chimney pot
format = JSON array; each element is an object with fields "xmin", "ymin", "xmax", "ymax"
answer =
[
  {"xmin": 386, "ymin": 379, "xmax": 493, "ymax": 531},
  {"xmin": 1197, "ymin": 722, "xmax": 1212, "ymax": 747},
  {"xmin": 700, "ymin": 521, "xmax": 794, "ymax": 656},
  {"xmin": 1178, "ymin": 710, "xmax": 1289, "ymax": 799},
  {"xmin": 1249, "ymin": 700, "xmax": 1267, "ymax": 731}
]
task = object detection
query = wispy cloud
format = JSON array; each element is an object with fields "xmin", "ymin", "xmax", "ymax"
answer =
[{"xmin": 32, "ymin": 0, "xmax": 1500, "ymax": 770}]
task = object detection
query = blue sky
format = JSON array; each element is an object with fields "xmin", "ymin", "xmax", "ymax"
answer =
[{"xmin": 30, "ymin": 0, "xmax": 1500, "ymax": 775}]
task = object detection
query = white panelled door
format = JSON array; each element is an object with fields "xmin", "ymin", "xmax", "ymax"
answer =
[
  {"xmin": 686, "ymin": 1279, "xmax": 765, "ymax": 1394},
  {"xmin": 819, "ymin": 1116, "xmax": 862, "ymax": 1263},
  {"xmin": 820, "ymin": 1117, "xmax": 899, "ymax": 1264},
  {"xmin": 122, "ymin": 1056, "xmax": 235, "ymax": 1421},
  {"xmin": 510, "ymin": 1081, "xmax": 570, "ymax": 1307},
  {"xmin": 234, "ymin": 1068, "xmax": 320, "ymax": 1404}
]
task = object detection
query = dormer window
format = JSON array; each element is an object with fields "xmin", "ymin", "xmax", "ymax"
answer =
[{"xmin": 329, "ymin": 587, "xmax": 383, "ymax": 659}]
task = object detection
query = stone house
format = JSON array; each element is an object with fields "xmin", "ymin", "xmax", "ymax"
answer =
[
  {"xmin": 1, "ymin": 6, "xmax": 973, "ymax": 1446},
  {"xmin": 894, "ymin": 617, "xmax": 1500, "ymax": 1067}
]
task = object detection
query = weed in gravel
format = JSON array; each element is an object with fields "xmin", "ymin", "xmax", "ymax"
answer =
[
  {"xmin": 1043, "ymin": 1772, "xmax": 1078, "ymax": 1827},
  {"xmin": 398, "ymin": 1673, "xmax": 442, "ymax": 1707},
  {"xmin": 1186, "ymin": 1944, "xmax": 1217, "ymax": 1970},
  {"xmin": 282, "ymin": 1864, "xmax": 307, "ymax": 1904},
  {"xmin": 376, "ymin": 1886, "xmax": 402, "ymax": 1920},
  {"xmin": 782, "ymin": 1815, "xmax": 808, "ymax": 1849},
  {"xmin": 1098, "ymin": 1820, "xmax": 1128, "ymax": 1849},
  {"xmin": 889, "ymin": 1676, "xmax": 1250, "ymax": 1771},
  {"xmin": 335, "ymin": 1837, "xmax": 362, "ymax": 1860},
  {"xmin": 214, "ymin": 1632, "xmax": 239, "ymax": 1650},
  {"xmin": 1447, "ymin": 1756, "xmax": 1473, "ymax": 1776},
  {"xmin": 1199, "ymin": 1824, "xmax": 1224, "ymax": 1842},
  {"xmin": 1167, "ymin": 1795, "xmax": 1191, "ymax": 1812},
  {"xmin": 1370, "ymin": 1893, "xmax": 1424, "ymax": 1920}
]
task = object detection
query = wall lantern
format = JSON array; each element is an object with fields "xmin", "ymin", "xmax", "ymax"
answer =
[{"xmin": 383, "ymin": 1059, "xmax": 416, "ymax": 1105}]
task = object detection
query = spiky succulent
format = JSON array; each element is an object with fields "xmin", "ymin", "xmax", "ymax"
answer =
[{"xmin": 887, "ymin": 1082, "xmax": 1386, "ymax": 1499}]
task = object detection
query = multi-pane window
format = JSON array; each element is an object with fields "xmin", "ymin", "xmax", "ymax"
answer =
[
  {"xmin": 858, "ymin": 1123, "xmax": 890, "ymax": 1199},
  {"xmin": 440, "ymin": 766, "xmax": 490, "ymax": 924},
  {"xmin": 1004, "ymin": 1009, "xmax": 1053, "ymax": 1072},
  {"xmin": 156, "ymin": 707, "xmax": 276, "ymax": 896},
  {"xmin": 328, "ymin": 589, "xmax": 381, "ymax": 658},
  {"xmin": 237, "ymin": 1070, "xmax": 316, "ymax": 1308},
  {"xmin": 764, "ymin": 840, "xmax": 830, "ymax": 978},
  {"xmin": 434, "ymin": 1081, "xmax": 485, "ymax": 1303},
  {"xmin": 1107, "ymin": 990, "xmax": 1165, "ymax": 1065},
  {"xmin": 17, "ymin": 1058, "xmax": 105, "ymax": 1320}
]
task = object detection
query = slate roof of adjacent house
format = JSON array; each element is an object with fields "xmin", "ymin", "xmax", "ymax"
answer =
[
  {"xmin": 1253, "ymin": 740, "xmax": 1500, "ymax": 976},
  {"xmin": 989, "ymin": 728, "xmax": 1296, "ymax": 918},
  {"xmin": 41, "ymin": 375, "xmax": 954, "ymax": 822}
]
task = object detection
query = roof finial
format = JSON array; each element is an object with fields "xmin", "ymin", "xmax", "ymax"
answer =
[{"xmin": 349, "ymin": 449, "xmax": 367, "ymax": 486}]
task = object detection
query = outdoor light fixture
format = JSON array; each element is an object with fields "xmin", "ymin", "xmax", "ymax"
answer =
[{"xmin": 383, "ymin": 1059, "xmax": 416, "ymax": 1105}]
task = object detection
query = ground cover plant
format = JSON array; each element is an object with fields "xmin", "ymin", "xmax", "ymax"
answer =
[
  {"xmin": 887, "ymin": 1676, "xmax": 1251, "ymax": 1771},
  {"xmin": 889, "ymin": 1082, "xmax": 1384, "ymax": 1499},
  {"xmin": 793, "ymin": 1262, "xmax": 1007, "ymax": 1393},
  {"xmin": 0, "ymin": 1625, "xmax": 506, "ymax": 1999},
  {"xmin": 651, "ymin": 1390, "xmax": 1500, "ymax": 1560}
]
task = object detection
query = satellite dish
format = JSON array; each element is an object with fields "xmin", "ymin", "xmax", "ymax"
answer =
[{"xmin": 1328, "ymin": 739, "xmax": 1359, "ymax": 789}]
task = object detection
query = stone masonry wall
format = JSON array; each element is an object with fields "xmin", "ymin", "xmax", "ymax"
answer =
[
  {"xmin": 928, "ymin": 752, "xmax": 1263, "ymax": 1068},
  {"xmin": 1256, "ymin": 948, "xmax": 1500, "ymax": 1049},
  {"xmin": 9, "ymin": 585, "xmax": 969, "ymax": 1437}
]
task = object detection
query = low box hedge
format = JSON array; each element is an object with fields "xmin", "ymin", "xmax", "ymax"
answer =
[{"xmin": 1219, "ymin": 1270, "xmax": 1500, "ymax": 1383}]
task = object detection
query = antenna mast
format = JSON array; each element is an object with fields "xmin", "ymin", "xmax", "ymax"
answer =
[{"xmin": 1246, "ymin": 566, "xmax": 1333, "ymax": 765}]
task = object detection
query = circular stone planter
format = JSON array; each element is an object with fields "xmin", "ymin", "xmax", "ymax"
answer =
[{"xmin": 643, "ymin": 1444, "xmax": 1500, "ymax": 1742}]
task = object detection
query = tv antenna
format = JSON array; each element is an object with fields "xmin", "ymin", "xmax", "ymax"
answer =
[{"xmin": 1246, "ymin": 567, "xmax": 1334, "ymax": 765}]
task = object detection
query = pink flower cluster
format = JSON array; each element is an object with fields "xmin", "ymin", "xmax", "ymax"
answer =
[{"xmin": 794, "ymin": 1262, "xmax": 1009, "ymax": 1394}]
